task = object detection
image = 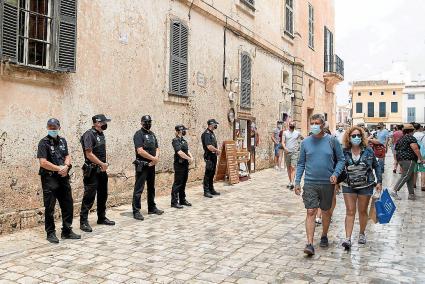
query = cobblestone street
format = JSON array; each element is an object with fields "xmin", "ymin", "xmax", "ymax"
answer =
[{"xmin": 0, "ymin": 155, "xmax": 425, "ymax": 283}]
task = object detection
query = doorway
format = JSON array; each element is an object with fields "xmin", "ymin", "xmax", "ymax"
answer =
[{"xmin": 234, "ymin": 117, "xmax": 256, "ymax": 173}]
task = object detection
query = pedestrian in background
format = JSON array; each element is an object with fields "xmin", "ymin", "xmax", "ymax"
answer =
[
  {"xmin": 391, "ymin": 124, "xmax": 423, "ymax": 200},
  {"xmin": 282, "ymin": 122, "xmax": 302, "ymax": 190},
  {"xmin": 338, "ymin": 126, "xmax": 382, "ymax": 249},
  {"xmin": 392, "ymin": 124, "xmax": 403, "ymax": 174},
  {"xmin": 271, "ymin": 121, "xmax": 284, "ymax": 170}
]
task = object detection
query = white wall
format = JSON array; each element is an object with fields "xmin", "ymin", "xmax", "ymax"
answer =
[{"xmin": 403, "ymin": 86, "xmax": 425, "ymax": 123}]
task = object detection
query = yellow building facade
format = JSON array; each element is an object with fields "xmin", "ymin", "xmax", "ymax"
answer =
[{"xmin": 350, "ymin": 81, "xmax": 404, "ymax": 129}]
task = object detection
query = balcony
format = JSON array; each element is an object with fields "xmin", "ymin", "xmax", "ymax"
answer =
[{"xmin": 324, "ymin": 54, "xmax": 344, "ymax": 86}]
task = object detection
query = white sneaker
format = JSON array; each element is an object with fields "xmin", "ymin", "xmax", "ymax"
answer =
[{"xmin": 315, "ymin": 218, "xmax": 322, "ymax": 225}]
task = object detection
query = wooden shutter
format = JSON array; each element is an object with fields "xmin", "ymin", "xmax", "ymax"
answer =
[
  {"xmin": 0, "ymin": 0, "xmax": 18, "ymax": 62},
  {"xmin": 240, "ymin": 53, "xmax": 251, "ymax": 108},
  {"xmin": 169, "ymin": 20, "xmax": 188, "ymax": 96},
  {"xmin": 55, "ymin": 0, "xmax": 77, "ymax": 72}
]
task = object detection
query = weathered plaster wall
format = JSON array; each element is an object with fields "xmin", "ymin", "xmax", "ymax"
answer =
[{"xmin": 0, "ymin": 0, "xmax": 293, "ymax": 234}]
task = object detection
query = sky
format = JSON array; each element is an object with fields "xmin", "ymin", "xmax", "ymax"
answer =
[{"xmin": 335, "ymin": 0, "xmax": 425, "ymax": 105}]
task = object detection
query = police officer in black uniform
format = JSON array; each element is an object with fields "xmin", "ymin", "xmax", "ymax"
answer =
[
  {"xmin": 201, "ymin": 119, "xmax": 221, "ymax": 198},
  {"xmin": 37, "ymin": 118, "xmax": 81, "ymax": 243},
  {"xmin": 171, "ymin": 125, "xmax": 193, "ymax": 208},
  {"xmin": 132, "ymin": 115, "xmax": 164, "ymax": 220},
  {"xmin": 79, "ymin": 114, "xmax": 115, "ymax": 232}
]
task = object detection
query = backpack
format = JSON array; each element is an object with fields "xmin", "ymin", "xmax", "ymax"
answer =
[
  {"xmin": 330, "ymin": 135, "xmax": 348, "ymax": 184},
  {"xmin": 345, "ymin": 151, "xmax": 371, "ymax": 188}
]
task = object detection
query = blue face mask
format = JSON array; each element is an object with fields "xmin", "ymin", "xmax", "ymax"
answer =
[
  {"xmin": 351, "ymin": 137, "xmax": 362, "ymax": 145},
  {"xmin": 310, "ymin": 125, "xmax": 321, "ymax": 135},
  {"xmin": 48, "ymin": 130, "xmax": 59, "ymax": 138}
]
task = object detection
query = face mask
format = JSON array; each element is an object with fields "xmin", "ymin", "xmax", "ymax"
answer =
[
  {"xmin": 213, "ymin": 125, "xmax": 218, "ymax": 130},
  {"xmin": 351, "ymin": 137, "xmax": 362, "ymax": 145},
  {"xmin": 278, "ymin": 125, "xmax": 282, "ymax": 130},
  {"xmin": 182, "ymin": 130, "xmax": 187, "ymax": 136},
  {"xmin": 289, "ymin": 125, "xmax": 295, "ymax": 130},
  {"xmin": 310, "ymin": 125, "xmax": 321, "ymax": 135},
  {"xmin": 143, "ymin": 122, "xmax": 152, "ymax": 130},
  {"xmin": 48, "ymin": 130, "xmax": 59, "ymax": 138},
  {"xmin": 338, "ymin": 127, "xmax": 343, "ymax": 132},
  {"xmin": 101, "ymin": 124, "xmax": 108, "ymax": 131}
]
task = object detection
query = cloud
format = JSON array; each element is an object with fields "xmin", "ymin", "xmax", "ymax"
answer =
[{"xmin": 335, "ymin": 0, "xmax": 425, "ymax": 105}]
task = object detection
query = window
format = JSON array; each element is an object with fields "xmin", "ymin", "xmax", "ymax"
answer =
[
  {"xmin": 408, "ymin": 94, "xmax": 415, "ymax": 100},
  {"xmin": 324, "ymin": 27, "xmax": 333, "ymax": 72},
  {"xmin": 357, "ymin": 92, "xmax": 361, "ymax": 96},
  {"xmin": 240, "ymin": 52, "xmax": 252, "ymax": 108},
  {"xmin": 0, "ymin": 0, "xmax": 77, "ymax": 72},
  {"xmin": 381, "ymin": 91, "xmax": 384, "ymax": 96},
  {"xmin": 308, "ymin": 3, "xmax": 314, "ymax": 48},
  {"xmin": 369, "ymin": 92, "xmax": 372, "ymax": 96},
  {"xmin": 367, "ymin": 102, "xmax": 374, "ymax": 117},
  {"xmin": 324, "ymin": 113, "xmax": 328, "ymax": 121},
  {"xmin": 356, "ymin": 103, "xmax": 363, "ymax": 113},
  {"xmin": 393, "ymin": 91, "xmax": 396, "ymax": 95},
  {"xmin": 379, "ymin": 102, "xmax": 386, "ymax": 117},
  {"xmin": 391, "ymin": 102, "xmax": 398, "ymax": 113},
  {"xmin": 169, "ymin": 20, "xmax": 188, "ymax": 96},
  {"xmin": 241, "ymin": 0, "xmax": 255, "ymax": 10},
  {"xmin": 407, "ymin": 107, "xmax": 416, "ymax": 122},
  {"xmin": 285, "ymin": 0, "xmax": 294, "ymax": 36}
]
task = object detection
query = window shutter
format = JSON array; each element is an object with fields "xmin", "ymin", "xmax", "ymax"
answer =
[
  {"xmin": 179, "ymin": 24, "xmax": 188, "ymax": 96},
  {"xmin": 55, "ymin": 0, "xmax": 77, "ymax": 72},
  {"xmin": 169, "ymin": 20, "xmax": 188, "ymax": 96},
  {"xmin": 240, "ymin": 53, "xmax": 252, "ymax": 108},
  {"xmin": 0, "ymin": 0, "xmax": 18, "ymax": 62}
]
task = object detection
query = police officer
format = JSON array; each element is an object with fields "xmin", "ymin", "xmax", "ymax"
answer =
[
  {"xmin": 37, "ymin": 118, "xmax": 81, "ymax": 243},
  {"xmin": 201, "ymin": 119, "xmax": 221, "ymax": 198},
  {"xmin": 79, "ymin": 114, "xmax": 115, "ymax": 232},
  {"xmin": 132, "ymin": 115, "xmax": 164, "ymax": 220},
  {"xmin": 171, "ymin": 125, "xmax": 193, "ymax": 208}
]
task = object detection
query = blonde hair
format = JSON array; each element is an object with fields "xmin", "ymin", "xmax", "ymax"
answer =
[{"xmin": 342, "ymin": 126, "xmax": 369, "ymax": 149}]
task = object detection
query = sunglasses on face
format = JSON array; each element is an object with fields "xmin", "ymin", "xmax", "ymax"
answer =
[{"xmin": 351, "ymin": 134, "xmax": 362, "ymax": 138}]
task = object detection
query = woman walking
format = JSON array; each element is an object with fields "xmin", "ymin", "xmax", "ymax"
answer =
[
  {"xmin": 339, "ymin": 126, "xmax": 382, "ymax": 250},
  {"xmin": 391, "ymin": 124, "xmax": 423, "ymax": 200}
]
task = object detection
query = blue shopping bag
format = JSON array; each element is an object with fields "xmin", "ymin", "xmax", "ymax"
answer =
[{"xmin": 375, "ymin": 188, "xmax": 396, "ymax": 224}]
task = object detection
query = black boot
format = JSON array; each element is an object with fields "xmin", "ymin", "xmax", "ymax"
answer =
[
  {"xmin": 80, "ymin": 222, "xmax": 93, "ymax": 232},
  {"xmin": 204, "ymin": 190, "xmax": 213, "ymax": 198},
  {"xmin": 61, "ymin": 229, "xmax": 81, "ymax": 240},
  {"xmin": 47, "ymin": 232, "xmax": 59, "ymax": 244},
  {"xmin": 180, "ymin": 200, "xmax": 192, "ymax": 206},
  {"xmin": 97, "ymin": 217, "xmax": 115, "ymax": 225},
  {"xmin": 210, "ymin": 189, "xmax": 221, "ymax": 195},
  {"xmin": 134, "ymin": 212, "xmax": 145, "ymax": 221},
  {"xmin": 171, "ymin": 203, "xmax": 184, "ymax": 209}
]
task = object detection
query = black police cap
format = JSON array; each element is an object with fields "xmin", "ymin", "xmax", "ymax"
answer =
[
  {"xmin": 141, "ymin": 115, "xmax": 152, "ymax": 122},
  {"xmin": 175, "ymin": 124, "xmax": 188, "ymax": 131},
  {"xmin": 207, "ymin": 119, "xmax": 219, "ymax": 125},
  {"xmin": 47, "ymin": 118, "xmax": 60, "ymax": 127},
  {"xmin": 92, "ymin": 114, "xmax": 111, "ymax": 123}
]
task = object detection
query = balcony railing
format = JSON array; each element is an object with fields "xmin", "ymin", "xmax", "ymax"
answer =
[{"xmin": 324, "ymin": 54, "xmax": 344, "ymax": 77}]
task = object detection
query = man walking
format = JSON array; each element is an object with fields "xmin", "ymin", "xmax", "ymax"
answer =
[
  {"xmin": 294, "ymin": 114, "xmax": 345, "ymax": 256},
  {"xmin": 282, "ymin": 122, "xmax": 302, "ymax": 190},
  {"xmin": 335, "ymin": 123, "xmax": 345, "ymax": 145},
  {"xmin": 271, "ymin": 121, "xmax": 283, "ymax": 170}
]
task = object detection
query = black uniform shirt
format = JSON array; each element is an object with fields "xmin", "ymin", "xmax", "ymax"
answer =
[
  {"xmin": 81, "ymin": 127, "xmax": 107, "ymax": 163},
  {"xmin": 201, "ymin": 128, "xmax": 217, "ymax": 155},
  {"xmin": 172, "ymin": 136, "xmax": 189, "ymax": 164},
  {"xmin": 37, "ymin": 135, "xmax": 69, "ymax": 170},
  {"xmin": 134, "ymin": 128, "xmax": 159, "ymax": 162}
]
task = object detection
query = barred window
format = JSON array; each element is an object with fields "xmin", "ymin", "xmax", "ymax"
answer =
[
  {"xmin": 240, "ymin": 52, "xmax": 252, "ymax": 108},
  {"xmin": 0, "ymin": 0, "xmax": 77, "ymax": 72},
  {"xmin": 308, "ymin": 3, "xmax": 314, "ymax": 48},
  {"xmin": 285, "ymin": 0, "xmax": 294, "ymax": 36}
]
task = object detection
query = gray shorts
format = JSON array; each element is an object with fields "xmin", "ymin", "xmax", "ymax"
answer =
[
  {"xmin": 302, "ymin": 184, "xmax": 335, "ymax": 211},
  {"xmin": 285, "ymin": 152, "xmax": 299, "ymax": 167}
]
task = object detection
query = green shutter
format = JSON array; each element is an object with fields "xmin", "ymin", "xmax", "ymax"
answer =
[
  {"xmin": 55, "ymin": 0, "xmax": 77, "ymax": 72},
  {"xmin": 169, "ymin": 20, "xmax": 188, "ymax": 96},
  {"xmin": 0, "ymin": 0, "xmax": 18, "ymax": 62},
  {"xmin": 240, "ymin": 53, "xmax": 251, "ymax": 108}
]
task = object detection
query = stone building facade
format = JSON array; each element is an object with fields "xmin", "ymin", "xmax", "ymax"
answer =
[{"xmin": 0, "ymin": 0, "xmax": 343, "ymax": 233}]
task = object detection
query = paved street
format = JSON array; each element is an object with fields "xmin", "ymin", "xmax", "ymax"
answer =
[{"xmin": 1, "ymin": 154, "xmax": 425, "ymax": 283}]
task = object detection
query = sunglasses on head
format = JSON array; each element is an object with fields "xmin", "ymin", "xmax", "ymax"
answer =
[{"xmin": 351, "ymin": 134, "xmax": 362, "ymax": 138}]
